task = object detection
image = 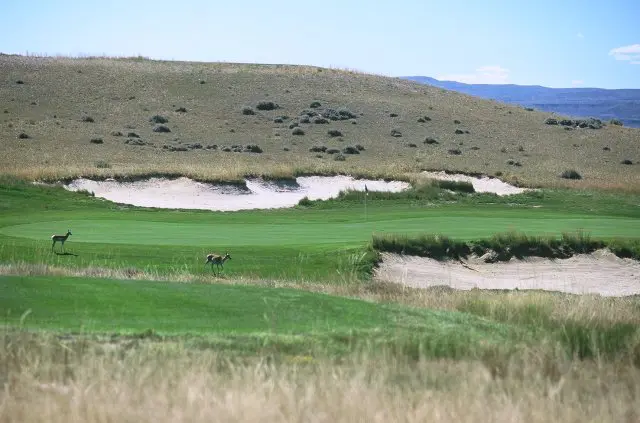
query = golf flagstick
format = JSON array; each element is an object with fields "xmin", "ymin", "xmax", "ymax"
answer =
[{"xmin": 364, "ymin": 184, "xmax": 368, "ymax": 221}]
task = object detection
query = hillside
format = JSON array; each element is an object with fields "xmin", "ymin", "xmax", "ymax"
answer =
[
  {"xmin": 404, "ymin": 76, "xmax": 640, "ymax": 128},
  {"xmin": 1, "ymin": 54, "xmax": 639, "ymax": 189}
]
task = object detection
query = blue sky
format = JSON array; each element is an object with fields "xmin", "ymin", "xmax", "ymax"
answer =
[{"xmin": 1, "ymin": 0, "xmax": 639, "ymax": 88}]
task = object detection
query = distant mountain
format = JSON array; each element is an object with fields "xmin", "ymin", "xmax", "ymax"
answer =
[{"xmin": 403, "ymin": 76, "xmax": 640, "ymax": 128}]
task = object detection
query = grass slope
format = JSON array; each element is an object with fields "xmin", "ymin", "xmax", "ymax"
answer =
[
  {"xmin": 0, "ymin": 274, "xmax": 528, "ymax": 358},
  {"xmin": 1, "ymin": 54, "xmax": 639, "ymax": 189}
]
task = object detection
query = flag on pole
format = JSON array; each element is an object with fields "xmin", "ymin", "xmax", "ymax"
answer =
[{"xmin": 365, "ymin": 184, "xmax": 369, "ymax": 196}]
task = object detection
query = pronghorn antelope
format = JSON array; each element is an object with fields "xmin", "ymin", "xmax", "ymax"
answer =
[
  {"xmin": 51, "ymin": 229, "xmax": 72, "ymax": 252},
  {"xmin": 205, "ymin": 252, "xmax": 231, "ymax": 274}
]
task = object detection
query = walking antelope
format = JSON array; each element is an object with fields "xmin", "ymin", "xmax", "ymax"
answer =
[
  {"xmin": 51, "ymin": 229, "xmax": 72, "ymax": 252},
  {"xmin": 205, "ymin": 252, "xmax": 232, "ymax": 275}
]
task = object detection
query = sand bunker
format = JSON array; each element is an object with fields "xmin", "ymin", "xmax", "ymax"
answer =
[
  {"xmin": 375, "ymin": 250, "xmax": 640, "ymax": 297},
  {"xmin": 64, "ymin": 176, "xmax": 410, "ymax": 211},
  {"xmin": 421, "ymin": 171, "xmax": 530, "ymax": 196}
]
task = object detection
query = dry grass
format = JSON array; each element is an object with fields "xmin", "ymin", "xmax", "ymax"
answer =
[
  {"xmin": 2, "ymin": 54, "xmax": 639, "ymax": 189},
  {"xmin": 1, "ymin": 332, "xmax": 639, "ymax": 423}
]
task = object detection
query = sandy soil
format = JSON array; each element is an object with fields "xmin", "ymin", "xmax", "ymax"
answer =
[
  {"xmin": 421, "ymin": 171, "xmax": 531, "ymax": 196},
  {"xmin": 64, "ymin": 176, "xmax": 410, "ymax": 211},
  {"xmin": 375, "ymin": 250, "xmax": 640, "ymax": 297}
]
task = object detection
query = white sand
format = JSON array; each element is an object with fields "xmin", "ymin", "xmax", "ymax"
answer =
[
  {"xmin": 64, "ymin": 176, "xmax": 410, "ymax": 211},
  {"xmin": 421, "ymin": 171, "xmax": 531, "ymax": 196},
  {"xmin": 375, "ymin": 250, "xmax": 640, "ymax": 297}
]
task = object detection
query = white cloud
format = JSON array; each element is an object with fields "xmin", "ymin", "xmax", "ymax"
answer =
[
  {"xmin": 438, "ymin": 65, "xmax": 510, "ymax": 84},
  {"xmin": 609, "ymin": 44, "xmax": 640, "ymax": 63},
  {"xmin": 571, "ymin": 80, "xmax": 584, "ymax": 86}
]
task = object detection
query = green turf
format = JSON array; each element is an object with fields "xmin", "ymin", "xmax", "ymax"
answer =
[
  {"xmin": 0, "ymin": 274, "xmax": 532, "ymax": 358},
  {"xmin": 1, "ymin": 179, "xmax": 639, "ymax": 281}
]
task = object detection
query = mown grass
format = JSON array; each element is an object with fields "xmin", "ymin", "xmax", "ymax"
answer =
[
  {"xmin": 2, "ymin": 274, "xmax": 639, "ymax": 364},
  {"xmin": 2, "ymin": 54, "xmax": 639, "ymax": 190},
  {"xmin": 1, "ymin": 176, "xmax": 639, "ymax": 282}
]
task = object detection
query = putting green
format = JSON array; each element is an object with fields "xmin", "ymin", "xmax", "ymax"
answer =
[{"xmin": 1, "ymin": 215, "xmax": 638, "ymax": 248}]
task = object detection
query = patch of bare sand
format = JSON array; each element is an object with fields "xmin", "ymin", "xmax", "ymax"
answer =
[
  {"xmin": 375, "ymin": 249, "xmax": 640, "ymax": 297},
  {"xmin": 64, "ymin": 176, "xmax": 410, "ymax": 211},
  {"xmin": 421, "ymin": 171, "xmax": 531, "ymax": 196}
]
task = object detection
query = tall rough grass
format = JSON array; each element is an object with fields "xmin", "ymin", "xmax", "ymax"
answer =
[
  {"xmin": 371, "ymin": 230, "xmax": 640, "ymax": 261},
  {"xmin": 1, "ymin": 331, "xmax": 639, "ymax": 423}
]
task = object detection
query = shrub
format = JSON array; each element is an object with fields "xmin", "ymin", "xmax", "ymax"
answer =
[
  {"xmin": 424, "ymin": 137, "xmax": 438, "ymax": 145},
  {"xmin": 242, "ymin": 107, "xmax": 255, "ymax": 115},
  {"xmin": 524, "ymin": 107, "xmax": 534, "ymax": 111},
  {"xmin": 125, "ymin": 138, "xmax": 149, "ymax": 146},
  {"xmin": 417, "ymin": 117, "xmax": 426, "ymax": 123},
  {"xmin": 355, "ymin": 144, "xmax": 365, "ymax": 151},
  {"xmin": 621, "ymin": 159, "xmax": 633, "ymax": 165},
  {"xmin": 334, "ymin": 153, "xmax": 346, "ymax": 161},
  {"xmin": 326, "ymin": 148, "xmax": 340, "ymax": 154},
  {"xmin": 407, "ymin": 143, "xmax": 417, "ymax": 148},
  {"xmin": 314, "ymin": 117, "xmax": 329, "ymax": 124},
  {"xmin": 436, "ymin": 180, "xmax": 475, "ymax": 193},
  {"xmin": 309, "ymin": 101, "xmax": 322, "ymax": 108},
  {"xmin": 245, "ymin": 144, "xmax": 263, "ymax": 153},
  {"xmin": 292, "ymin": 128, "xmax": 305, "ymax": 136},
  {"xmin": 175, "ymin": 107, "xmax": 187, "ymax": 113},
  {"xmin": 298, "ymin": 196, "xmax": 313, "ymax": 206},
  {"xmin": 342, "ymin": 146, "xmax": 360, "ymax": 155},
  {"xmin": 81, "ymin": 115, "xmax": 94, "ymax": 123},
  {"xmin": 545, "ymin": 118, "xmax": 558, "ymax": 125},
  {"xmin": 560, "ymin": 169, "xmax": 582, "ymax": 180},
  {"xmin": 610, "ymin": 118, "xmax": 624, "ymax": 126},
  {"xmin": 17, "ymin": 132, "xmax": 30, "ymax": 139},
  {"xmin": 149, "ymin": 115, "xmax": 168, "ymax": 124},
  {"xmin": 390, "ymin": 129, "xmax": 402, "ymax": 137},
  {"xmin": 95, "ymin": 160, "xmax": 111, "ymax": 169},
  {"xmin": 322, "ymin": 108, "xmax": 356, "ymax": 121},
  {"xmin": 15, "ymin": 80, "xmax": 24, "ymax": 84},
  {"xmin": 455, "ymin": 129, "xmax": 465, "ymax": 134},
  {"xmin": 273, "ymin": 117, "xmax": 284, "ymax": 123},
  {"xmin": 299, "ymin": 116, "xmax": 310, "ymax": 124},
  {"xmin": 603, "ymin": 146, "xmax": 611, "ymax": 151},
  {"xmin": 448, "ymin": 149, "xmax": 462, "ymax": 155},
  {"xmin": 111, "ymin": 131, "xmax": 123, "ymax": 137},
  {"xmin": 90, "ymin": 137, "xmax": 104, "ymax": 144},
  {"xmin": 454, "ymin": 119, "xmax": 461, "ymax": 124},
  {"xmin": 309, "ymin": 145, "xmax": 327, "ymax": 152},
  {"xmin": 127, "ymin": 132, "xmax": 140, "ymax": 138},
  {"xmin": 389, "ymin": 113, "xmax": 398, "ymax": 117},
  {"xmin": 328, "ymin": 129, "xmax": 343, "ymax": 137},
  {"xmin": 256, "ymin": 101, "xmax": 279, "ymax": 111},
  {"xmin": 153, "ymin": 125, "xmax": 171, "ymax": 133}
]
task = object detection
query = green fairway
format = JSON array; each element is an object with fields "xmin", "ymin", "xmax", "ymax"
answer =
[
  {"xmin": 0, "ymin": 274, "xmax": 531, "ymax": 357},
  {"xmin": 1, "ymin": 179, "xmax": 639, "ymax": 281}
]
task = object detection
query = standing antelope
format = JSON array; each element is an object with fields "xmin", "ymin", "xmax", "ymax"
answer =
[
  {"xmin": 205, "ymin": 252, "xmax": 231, "ymax": 275},
  {"xmin": 51, "ymin": 229, "xmax": 72, "ymax": 252}
]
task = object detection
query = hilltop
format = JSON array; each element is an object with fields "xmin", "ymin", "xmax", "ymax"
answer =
[
  {"xmin": 1, "ymin": 54, "xmax": 639, "ymax": 189},
  {"xmin": 404, "ymin": 76, "xmax": 640, "ymax": 128}
]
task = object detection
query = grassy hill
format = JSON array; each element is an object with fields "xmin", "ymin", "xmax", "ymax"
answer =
[{"xmin": 1, "ymin": 54, "xmax": 639, "ymax": 189}]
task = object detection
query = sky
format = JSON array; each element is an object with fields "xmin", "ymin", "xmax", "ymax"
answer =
[{"xmin": 1, "ymin": 0, "xmax": 639, "ymax": 89}]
